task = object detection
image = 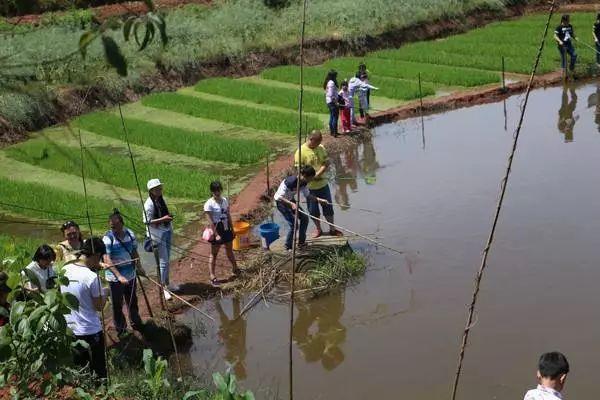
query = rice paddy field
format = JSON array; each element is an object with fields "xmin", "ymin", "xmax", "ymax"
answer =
[{"xmin": 1, "ymin": 12, "xmax": 598, "ymax": 241}]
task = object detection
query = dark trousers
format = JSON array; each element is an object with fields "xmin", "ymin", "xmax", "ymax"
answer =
[
  {"xmin": 596, "ymin": 42, "xmax": 600, "ymax": 64},
  {"xmin": 73, "ymin": 330, "xmax": 107, "ymax": 380},
  {"xmin": 559, "ymin": 42, "xmax": 577, "ymax": 71},
  {"xmin": 109, "ymin": 278, "xmax": 143, "ymax": 334},
  {"xmin": 277, "ymin": 201, "xmax": 308, "ymax": 250},
  {"xmin": 327, "ymin": 102, "xmax": 339, "ymax": 135}
]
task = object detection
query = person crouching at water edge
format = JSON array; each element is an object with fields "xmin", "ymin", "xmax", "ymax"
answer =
[
  {"xmin": 204, "ymin": 181, "xmax": 240, "ymax": 287},
  {"xmin": 523, "ymin": 352, "xmax": 569, "ymax": 400},
  {"xmin": 144, "ymin": 178, "xmax": 177, "ymax": 300},
  {"xmin": 274, "ymin": 166, "xmax": 329, "ymax": 251},
  {"xmin": 103, "ymin": 210, "xmax": 144, "ymax": 337},
  {"xmin": 294, "ymin": 130, "xmax": 343, "ymax": 238},
  {"xmin": 554, "ymin": 14, "xmax": 577, "ymax": 76}
]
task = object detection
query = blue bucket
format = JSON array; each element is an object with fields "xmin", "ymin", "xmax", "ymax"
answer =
[{"xmin": 259, "ymin": 222, "xmax": 280, "ymax": 249}]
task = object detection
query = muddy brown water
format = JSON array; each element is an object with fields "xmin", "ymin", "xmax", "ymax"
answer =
[{"xmin": 187, "ymin": 82, "xmax": 600, "ymax": 399}]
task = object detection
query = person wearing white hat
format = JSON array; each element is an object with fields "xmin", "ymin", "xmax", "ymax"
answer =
[{"xmin": 143, "ymin": 178, "xmax": 176, "ymax": 300}]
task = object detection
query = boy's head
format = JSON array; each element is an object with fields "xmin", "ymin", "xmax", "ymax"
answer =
[
  {"xmin": 561, "ymin": 14, "xmax": 570, "ymax": 25},
  {"xmin": 210, "ymin": 181, "xmax": 223, "ymax": 197},
  {"xmin": 359, "ymin": 72, "xmax": 368, "ymax": 81},
  {"xmin": 299, "ymin": 165, "xmax": 316, "ymax": 184},
  {"xmin": 537, "ymin": 352, "xmax": 569, "ymax": 391},
  {"xmin": 341, "ymin": 79, "xmax": 348, "ymax": 89}
]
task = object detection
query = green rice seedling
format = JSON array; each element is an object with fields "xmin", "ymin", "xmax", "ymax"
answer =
[
  {"xmin": 325, "ymin": 57, "xmax": 499, "ymax": 87},
  {"xmin": 307, "ymin": 247, "xmax": 366, "ymax": 288},
  {"xmin": 261, "ymin": 66, "xmax": 436, "ymax": 100},
  {"xmin": 5, "ymin": 140, "xmax": 218, "ymax": 200},
  {"xmin": 141, "ymin": 92, "xmax": 323, "ymax": 135},
  {"xmin": 76, "ymin": 113, "xmax": 269, "ymax": 165},
  {"xmin": 195, "ymin": 77, "xmax": 326, "ymax": 114},
  {"xmin": 0, "ymin": 177, "xmax": 143, "ymax": 234}
]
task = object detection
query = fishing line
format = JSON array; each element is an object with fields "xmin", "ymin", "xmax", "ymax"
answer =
[
  {"xmin": 575, "ymin": 37, "xmax": 600, "ymax": 56},
  {"xmin": 450, "ymin": 2, "xmax": 557, "ymax": 399},
  {"xmin": 118, "ymin": 102, "xmax": 183, "ymax": 380}
]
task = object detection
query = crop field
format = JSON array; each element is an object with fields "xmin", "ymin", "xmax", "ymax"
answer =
[{"xmin": 3, "ymin": 12, "xmax": 598, "ymax": 244}]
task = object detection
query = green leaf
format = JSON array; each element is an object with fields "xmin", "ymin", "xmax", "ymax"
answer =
[
  {"xmin": 213, "ymin": 372, "xmax": 228, "ymax": 393},
  {"xmin": 228, "ymin": 373, "xmax": 237, "ymax": 394},
  {"xmin": 182, "ymin": 391, "xmax": 206, "ymax": 400},
  {"xmin": 58, "ymin": 276, "xmax": 69, "ymax": 287},
  {"xmin": 79, "ymin": 31, "xmax": 97, "ymax": 59},
  {"xmin": 139, "ymin": 21, "xmax": 155, "ymax": 51},
  {"xmin": 123, "ymin": 16, "xmax": 136, "ymax": 42},
  {"xmin": 148, "ymin": 13, "xmax": 168, "ymax": 47},
  {"xmin": 62, "ymin": 293, "xmax": 79, "ymax": 310},
  {"xmin": 43, "ymin": 290, "xmax": 57, "ymax": 306},
  {"xmin": 243, "ymin": 391, "xmax": 256, "ymax": 400},
  {"xmin": 101, "ymin": 35, "xmax": 128, "ymax": 76},
  {"xmin": 27, "ymin": 305, "xmax": 47, "ymax": 324},
  {"xmin": 142, "ymin": 348, "xmax": 154, "ymax": 375}
]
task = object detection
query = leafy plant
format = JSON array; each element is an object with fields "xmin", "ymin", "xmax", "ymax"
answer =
[
  {"xmin": 212, "ymin": 370, "xmax": 255, "ymax": 400},
  {"xmin": 142, "ymin": 349, "xmax": 171, "ymax": 400},
  {"xmin": 307, "ymin": 248, "xmax": 366, "ymax": 288}
]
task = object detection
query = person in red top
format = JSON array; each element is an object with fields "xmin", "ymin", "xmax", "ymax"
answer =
[{"xmin": 0, "ymin": 272, "xmax": 12, "ymax": 327}]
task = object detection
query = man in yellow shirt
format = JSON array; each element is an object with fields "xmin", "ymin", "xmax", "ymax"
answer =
[{"xmin": 294, "ymin": 131, "xmax": 342, "ymax": 237}]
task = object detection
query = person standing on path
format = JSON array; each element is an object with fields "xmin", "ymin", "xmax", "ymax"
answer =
[
  {"xmin": 593, "ymin": 13, "xmax": 600, "ymax": 66},
  {"xmin": 357, "ymin": 73, "xmax": 378, "ymax": 121},
  {"xmin": 103, "ymin": 210, "xmax": 144, "ymax": 337},
  {"xmin": 323, "ymin": 70, "xmax": 340, "ymax": 137},
  {"xmin": 60, "ymin": 237, "xmax": 108, "ymax": 382},
  {"xmin": 204, "ymin": 181, "xmax": 239, "ymax": 287},
  {"xmin": 55, "ymin": 220, "xmax": 83, "ymax": 263},
  {"xmin": 294, "ymin": 130, "xmax": 343, "ymax": 238},
  {"xmin": 554, "ymin": 14, "xmax": 577, "ymax": 75},
  {"xmin": 274, "ymin": 166, "xmax": 329, "ymax": 251},
  {"xmin": 143, "ymin": 178, "xmax": 176, "ymax": 300},
  {"xmin": 22, "ymin": 244, "xmax": 57, "ymax": 293}
]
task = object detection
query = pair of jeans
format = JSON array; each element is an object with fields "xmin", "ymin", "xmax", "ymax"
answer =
[
  {"xmin": 109, "ymin": 278, "xmax": 143, "ymax": 334},
  {"xmin": 277, "ymin": 201, "xmax": 309, "ymax": 250},
  {"xmin": 559, "ymin": 42, "xmax": 577, "ymax": 70},
  {"xmin": 596, "ymin": 42, "xmax": 600, "ymax": 64},
  {"xmin": 153, "ymin": 229, "xmax": 172, "ymax": 286},
  {"xmin": 327, "ymin": 102, "xmax": 339, "ymax": 135},
  {"xmin": 307, "ymin": 185, "xmax": 334, "ymax": 218},
  {"xmin": 73, "ymin": 330, "xmax": 106, "ymax": 380}
]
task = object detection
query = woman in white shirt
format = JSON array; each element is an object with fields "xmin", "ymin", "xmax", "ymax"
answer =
[
  {"xmin": 323, "ymin": 70, "xmax": 339, "ymax": 137},
  {"xmin": 204, "ymin": 181, "xmax": 239, "ymax": 287},
  {"xmin": 22, "ymin": 244, "xmax": 57, "ymax": 293}
]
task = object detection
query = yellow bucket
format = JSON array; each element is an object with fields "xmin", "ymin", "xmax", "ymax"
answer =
[{"xmin": 232, "ymin": 221, "xmax": 251, "ymax": 250}]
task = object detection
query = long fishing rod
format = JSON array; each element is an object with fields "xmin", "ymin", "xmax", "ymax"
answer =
[
  {"xmin": 296, "ymin": 208, "xmax": 403, "ymax": 255},
  {"xmin": 290, "ymin": 0, "xmax": 308, "ymax": 398},
  {"xmin": 450, "ymin": 1, "xmax": 556, "ymax": 399},
  {"xmin": 575, "ymin": 37, "xmax": 600, "ymax": 55},
  {"xmin": 118, "ymin": 103, "xmax": 183, "ymax": 381},
  {"xmin": 76, "ymin": 127, "xmax": 111, "ymax": 385}
]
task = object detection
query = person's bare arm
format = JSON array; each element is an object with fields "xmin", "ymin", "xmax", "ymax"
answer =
[
  {"xmin": 594, "ymin": 30, "xmax": 598, "ymax": 43},
  {"xmin": 315, "ymin": 160, "xmax": 329, "ymax": 178},
  {"xmin": 103, "ymin": 254, "xmax": 128, "ymax": 284},
  {"xmin": 554, "ymin": 33, "xmax": 563, "ymax": 45}
]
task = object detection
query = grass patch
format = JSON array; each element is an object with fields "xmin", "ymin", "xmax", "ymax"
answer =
[
  {"xmin": 76, "ymin": 113, "xmax": 270, "ymax": 165},
  {"xmin": 325, "ymin": 57, "xmax": 499, "ymax": 87},
  {"xmin": 261, "ymin": 66, "xmax": 436, "ymax": 100},
  {"xmin": 5, "ymin": 139, "xmax": 218, "ymax": 200},
  {"xmin": 141, "ymin": 92, "xmax": 323, "ymax": 135},
  {"xmin": 0, "ymin": 176, "xmax": 145, "ymax": 234},
  {"xmin": 307, "ymin": 247, "xmax": 366, "ymax": 288},
  {"xmin": 195, "ymin": 77, "xmax": 327, "ymax": 114}
]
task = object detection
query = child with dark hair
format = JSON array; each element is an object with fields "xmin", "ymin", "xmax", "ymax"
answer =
[
  {"xmin": 338, "ymin": 80, "xmax": 351, "ymax": 133},
  {"xmin": 554, "ymin": 14, "xmax": 577, "ymax": 74},
  {"xmin": 0, "ymin": 272, "xmax": 11, "ymax": 327},
  {"xmin": 274, "ymin": 165, "xmax": 328, "ymax": 251},
  {"xmin": 22, "ymin": 244, "xmax": 57, "ymax": 292},
  {"xmin": 524, "ymin": 351, "xmax": 570, "ymax": 400},
  {"xmin": 593, "ymin": 13, "xmax": 600, "ymax": 66},
  {"xmin": 204, "ymin": 181, "xmax": 239, "ymax": 287},
  {"xmin": 323, "ymin": 70, "xmax": 339, "ymax": 136}
]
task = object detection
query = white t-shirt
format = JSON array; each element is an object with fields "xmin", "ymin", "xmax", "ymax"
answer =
[
  {"xmin": 524, "ymin": 385, "xmax": 563, "ymax": 400},
  {"xmin": 204, "ymin": 197, "xmax": 230, "ymax": 227},
  {"xmin": 325, "ymin": 80, "xmax": 337, "ymax": 104},
  {"xmin": 143, "ymin": 197, "xmax": 172, "ymax": 237},
  {"xmin": 274, "ymin": 176, "xmax": 310, "ymax": 202},
  {"xmin": 21, "ymin": 261, "xmax": 56, "ymax": 292},
  {"xmin": 61, "ymin": 263, "xmax": 103, "ymax": 336}
]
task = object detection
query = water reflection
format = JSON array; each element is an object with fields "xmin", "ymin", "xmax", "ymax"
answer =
[
  {"xmin": 292, "ymin": 291, "xmax": 346, "ymax": 371},
  {"xmin": 558, "ymin": 85, "xmax": 578, "ymax": 142},
  {"xmin": 586, "ymin": 84, "xmax": 600, "ymax": 133},
  {"xmin": 215, "ymin": 298, "xmax": 247, "ymax": 379},
  {"xmin": 359, "ymin": 136, "xmax": 379, "ymax": 185}
]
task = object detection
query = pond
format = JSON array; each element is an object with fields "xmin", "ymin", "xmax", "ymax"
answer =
[{"xmin": 180, "ymin": 81, "xmax": 600, "ymax": 399}]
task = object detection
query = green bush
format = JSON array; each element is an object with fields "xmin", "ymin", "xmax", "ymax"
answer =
[
  {"xmin": 76, "ymin": 113, "xmax": 270, "ymax": 165},
  {"xmin": 141, "ymin": 92, "xmax": 323, "ymax": 135}
]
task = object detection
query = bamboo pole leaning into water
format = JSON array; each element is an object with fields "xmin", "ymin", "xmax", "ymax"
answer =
[{"xmin": 450, "ymin": 2, "xmax": 557, "ymax": 399}]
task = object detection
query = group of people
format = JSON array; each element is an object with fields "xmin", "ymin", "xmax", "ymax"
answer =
[
  {"xmin": 554, "ymin": 13, "xmax": 600, "ymax": 75},
  {"xmin": 323, "ymin": 63, "xmax": 378, "ymax": 136}
]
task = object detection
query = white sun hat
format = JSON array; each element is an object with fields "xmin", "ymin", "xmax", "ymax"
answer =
[{"xmin": 147, "ymin": 178, "xmax": 163, "ymax": 191}]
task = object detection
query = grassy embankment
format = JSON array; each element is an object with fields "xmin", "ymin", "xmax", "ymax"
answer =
[{"xmin": 2, "ymin": 12, "xmax": 598, "ymax": 253}]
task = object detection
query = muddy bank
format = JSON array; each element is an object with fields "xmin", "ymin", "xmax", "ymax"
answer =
[{"xmin": 0, "ymin": 0, "xmax": 566, "ymax": 142}]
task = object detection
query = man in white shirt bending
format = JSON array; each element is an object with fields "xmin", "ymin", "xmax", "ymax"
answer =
[
  {"xmin": 60, "ymin": 237, "xmax": 108, "ymax": 382},
  {"xmin": 523, "ymin": 352, "xmax": 570, "ymax": 400}
]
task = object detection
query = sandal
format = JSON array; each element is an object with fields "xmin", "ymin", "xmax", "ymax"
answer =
[
  {"xmin": 210, "ymin": 277, "xmax": 221, "ymax": 287},
  {"xmin": 329, "ymin": 229, "xmax": 344, "ymax": 237},
  {"xmin": 312, "ymin": 230, "xmax": 323, "ymax": 239}
]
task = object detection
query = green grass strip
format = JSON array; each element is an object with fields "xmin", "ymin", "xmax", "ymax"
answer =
[
  {"xmin": 5, "ymin": 139, "xmax": 218, "ymax": 200},
  {"xmin": 0, "ymin": 176, "xmax": 143, "ymax": 234},
  {"xmin": 261, "ymin": 66, "xmax": 435, "ymax": 100},
  {"xmin": 195, "ymin": 77, "xmax": 326, "ymax": 114},
  {"xmin": 141, "ymin": 92, "xmax": 323, "ymax": 135},
  {"xmin": 325, "ymin": 57, "xmax": 499, "ymax": 87},
  {"xmin": 76, "ymin": 113, "xmax": 269, "ymax": 165}
]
